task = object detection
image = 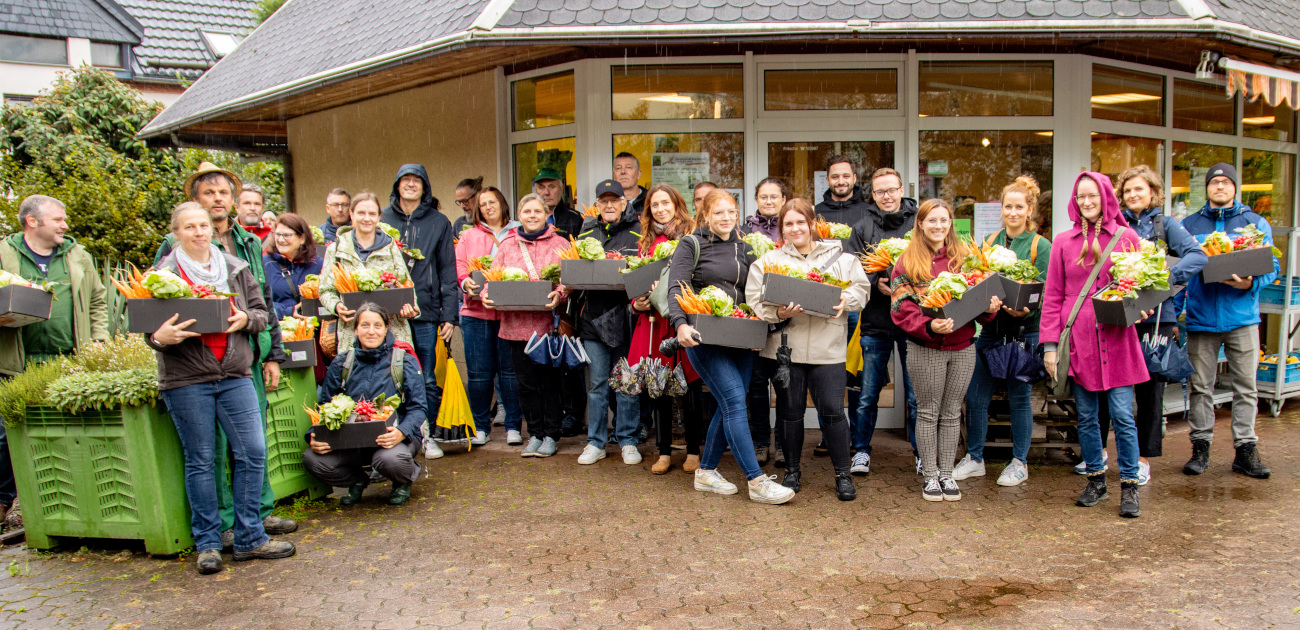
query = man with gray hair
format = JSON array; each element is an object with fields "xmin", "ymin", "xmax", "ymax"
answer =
[{"xmin": 0, "ymin": 194, "xmax": 109, "ymax": 519}]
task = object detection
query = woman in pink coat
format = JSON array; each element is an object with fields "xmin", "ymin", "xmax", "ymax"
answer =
[{"xmin": 1040, "ymin": 172, "xmax": 1149, "ymax": 519}]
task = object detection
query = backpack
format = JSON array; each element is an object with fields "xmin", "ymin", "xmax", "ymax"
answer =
[{"xmin": 341, "ymin": 346, "xmax": 406, "ymax": 393}]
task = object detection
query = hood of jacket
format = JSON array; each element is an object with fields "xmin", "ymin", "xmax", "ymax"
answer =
[
  {"xmin": 1068, "ymin": 171, "xmax": 1128, "ymax": 232},
  {"xmin": 353, "ymin": 331, "xmax": 396, "ymax": 360},
  {"xmin": 745, "ymin": 213, "xmax": 780, "ymax": 239},
  {"xmin": 388, "ymin": 164, "xmax": 437, "ymax": 219},
  {"xmin": 866, "ymin": 197, "xmax": 918, "ymax": 233},
  {"xmin": 820, "ymin": 186, "xmax": 866, "ymax": 210},
  {"xmin": 1196, "ymin": 199, "xmax": 1251, "ymax": 221}
]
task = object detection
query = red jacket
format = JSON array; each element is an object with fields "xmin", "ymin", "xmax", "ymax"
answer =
[
  {"xmin": 627, "ymin": 234, "xmax": 699, "ymax": 382},
  {"xmin": 889, "ymin": 247, "xmax": 995, "ymax": 351},
  {"xmin": 455, "ymin": 222, "xmax": 518, "ymax": 321}
]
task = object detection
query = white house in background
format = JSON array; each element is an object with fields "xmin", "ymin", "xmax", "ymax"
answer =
[{"xmin": 1, "ymin": 0, "xmax": 257, "ymax": 107}]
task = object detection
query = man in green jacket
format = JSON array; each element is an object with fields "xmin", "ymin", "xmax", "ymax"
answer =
[{"xmin": 0, "ymin": 195, "xmax": 109, "ymax": 518}]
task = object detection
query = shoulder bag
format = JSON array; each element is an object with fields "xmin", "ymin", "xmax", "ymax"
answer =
[
  {"xmin": 650, "ymin": 235, "xmax": 699, "ymax": 317},
  {"xmin": 1048, "ymin": 226, "xmax": 1125, "ymax": 397}
]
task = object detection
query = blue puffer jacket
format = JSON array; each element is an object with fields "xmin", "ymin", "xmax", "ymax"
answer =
[
  {"xmin": 1121, "ymin": 207, "xmax": 1208, "ymax": 324},
  {"xmin": 1182, "ymin": 200, "xmax": 1279, "ymax": 333},
  {"xmin": 263, "ymin": 252, "xmax": 323, "ymax": 319},
  {"xmin": 315, "ymin": 332, "xmax": 427, "ymax": 443}
]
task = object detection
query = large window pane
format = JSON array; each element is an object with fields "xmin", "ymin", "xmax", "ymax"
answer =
[
  {"xmin": 0, "ymin": 34, "xmax": 67, "ymax": 65},
  {"xmin": 764, "ymin": 69, "xmax": 898, "ymax": 111},
  {"xmin": 1173, "ymin": 79, "xmax": 1236, "ymax": 135},
  {"xmin": 1171, "ymin": 142, "xmax": 1235, "ymax": 217},
  {"xmin": 612, "ymin": 65, "xmax": 743, "ymax": 120},
  {"xmin": 1091, "ymin": 133, "xmax": 1164, "ymax": 187},
  {"xmin": 918, "ymin": 61, "xmax": 1053, "ymax": 117},
  {"xmin": 918, "ymin": 131, "xmax": 1054, "ymax": 239},
  {"xmin": 613, "ymin": 133, "xmax": 743, "ymax": 214},
  {"xmin": 1243, "ymin": 150, "xmax": 1295, "ymax": 228},
  {"xmin": 512, "ymin": 71, "xmax": 575, "ymax": 131},
  {"xmin": 1243, "ymin": 99, "xmax": 1296, "ymax": 142},
  {"xmin": 513, "ymin": 137, "xmax": 577, "ymax": 208},
  {"xmin": 90, "ymin": 42, "xmax": 122, "ymax": 68},
  {"xmin": 767, "ymin": 141, "xmax": 896, "ymax": 205},
  {"xmin": 1092, "ymin": 65, "xmax": 1164, "ymax": 126}
]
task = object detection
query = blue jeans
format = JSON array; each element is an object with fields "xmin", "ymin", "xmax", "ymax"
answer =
[
  {"xmin": 1073, "ymin": 383, "xmax": 1139, "ymax": 480},
  {"xmin": 0, "ymin": 423, "xmax": 14, "ymax": 507},
  {"xmin": 410, "ymin": 321, "xmax": 446, "ymax": 427},
  {"xmin": 583, "ymin": 339, "xmax": 641, "ymax": 448},
  {"xmin": 686, "ymin": 345, "xmax": 762, "ymax": 481},
  {"xmin": 965, "ymin": 333, "xmax": 1038, "ymax": 463},
  {"xmin": 460, "ymin": 316, "xmax": 523, "ymax": 434},
  {"xmin": 855, "ymin": 333, "xmax": 918, "ymax": 456},
  {"xmin": 161, "ymin": 378, "xmax": 270, "ymax": 553}
]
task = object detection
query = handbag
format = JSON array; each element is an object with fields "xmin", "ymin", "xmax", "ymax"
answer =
[
  {"xmin": 1048, "ymin": 227, "xmax": 1126, "ymax": 397},
  {"xmin": 650, "ymin": 235, "xmax": 699, "ymax": 317}
]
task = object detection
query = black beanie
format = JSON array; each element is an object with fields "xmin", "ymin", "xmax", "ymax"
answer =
[{"xmin": 1205, "ymin": 162, "xmax": 1238, "ymax": 190}]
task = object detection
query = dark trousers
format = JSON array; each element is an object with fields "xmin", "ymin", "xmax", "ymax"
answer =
[
  {"xmin": 302, "ymin": 439, "xmax": 421, "ymax": 487},
  {"xmin": 747, "ymin": 356, "xmax": 787, "ymax": 449},
  {"xmin": 560, "ymin": 364, "xmax": 586, "ymax": 424},
  {"xmin": 510, "ymin": 340, "xmax": 563, "ymax": 440},
  {"xmin": 1097, "ymin": 322, "xmax": 1172, "ymax": 458},
  {"xmin": 0, "ymin": 424, "xmax": 14, "ymax": 507},
  {"xmin": 654, "ymin": 380, "xmax": 706, "ymax": 457},
  {"xmin": 780, "ymin": 362, "xmax": 852, "ymax": 476}
]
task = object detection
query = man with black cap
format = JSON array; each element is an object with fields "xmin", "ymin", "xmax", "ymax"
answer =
[{"xmin": 1181, "ymin": 162, "xmax": 1276, "ymax": 480}]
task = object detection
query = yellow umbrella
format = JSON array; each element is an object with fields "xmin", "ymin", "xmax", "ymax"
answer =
[{"xmin": 430, "ymin": 338, "xmax": 477, "ymax": 448}]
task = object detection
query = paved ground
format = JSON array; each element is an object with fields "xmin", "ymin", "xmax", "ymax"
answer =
[{"xmin": 0, "ymin": 408, "xmax": 1297, "ymax": 629}]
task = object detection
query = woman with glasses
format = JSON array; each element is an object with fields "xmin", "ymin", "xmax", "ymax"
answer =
[{"xmin": 262, "ymin": 213, "xmax": 323, "ymax": 319}]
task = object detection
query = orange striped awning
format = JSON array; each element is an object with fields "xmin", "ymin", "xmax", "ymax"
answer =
[{"xmin": 1222, "ymin": 58, "xmax": 1300, "ymax": 110}]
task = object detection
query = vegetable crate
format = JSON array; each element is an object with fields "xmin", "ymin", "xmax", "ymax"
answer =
[
  {"xmin": 1201, "ymin": 247, "xmax": 1275, "ymax": 284},
  {"xmin": 125, "ymin": 298, "xmax": 230, "ymax": 334},
  {"xmin": 280, "ymin": 340, "xmax": 317, "ymax": 369},
  {"xmin": 759, "ymin": 273, "xmax": 841, "ymax": 318},
  {"xmin": 9, "ymin": 404, "xmax": 194, "ymax": 555},
  {"xmin": 470, "ymin": 270, "xmax": 487, "ymax": 289},
  {"xmin": 1091, "ymin": 285, "xmax": 1184, "ymax": 327},
  {"xmin": 486, "ymin": 281, "xmax": 554, "ymax": 311},
  {"xmin": 622, "ymin": 259, "xmax": 668, "ymax": 299},
  {"xmin": 560, "ymin": 260, "xmax": 627, "ymax": 291},
  {"xmin": 1260, "ymin": 279, "xmax": 1300, "ymax": 306},
  {"xmin": 300, "ymin": 297, "xmax": 329, "ymax": 318},
  {"xmin": 999, "ymin": 277, "xmax": 1045, "ymax": 311},
  {"xmin": 686, "ymin": 314, "xmax": 769, "ymax": 350},
  {"xmin": 264, "ymin": 367, "xmax": 329, "ymax": 501},
  {"xmin": 340, "ymin": 287, "xmax": 416, "ymax": 313},
  {"xmin": 1257, "ymin": 357, "xmax": 1300, "ymax": 383},
  {"xmin": 311, "ymin": 417, "xmax": 392, "ymax": 450},
  {"xmin": 0, "ymin": 284, "xmax": 53, "ymax": 328},
  {"xmin": 921, "ymin": 275, "xmax": 1005, "ymax": 329}
]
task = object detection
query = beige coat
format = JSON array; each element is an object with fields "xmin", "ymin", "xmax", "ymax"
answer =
[{"xmin": 745, "ymin": 240, "xmax": 870, "ymax": 365}]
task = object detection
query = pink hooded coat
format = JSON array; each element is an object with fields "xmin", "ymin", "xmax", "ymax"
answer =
[
  {"xmin": 488, "ymin": 225, "xmax": 569, "ymax": 342},
  {"xmin": 1039, "ymin": 172, "xmax": 1150, "ymax": 392}
]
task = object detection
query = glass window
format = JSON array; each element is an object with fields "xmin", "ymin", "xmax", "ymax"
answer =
[
  {"xmin": 918, "ymin": 61, "xmax": 1053, "ymax": 117},
  {"xmin": 612, "ymin": 65, "xmax": 743, "ymax": 120},
  {"xmin": 767, "ymin": 141, "xmax": 896, "ymax": 205},
  {"xmin": 1243, "ymin": 149, "xmax": 1295, "ymax": 228},
  {"xmin": 612, "ymin": 133, "xmax": 744, "ymax": 214},
  {"xmin": 0, "ymin": 34, "xmax": 67, "ymax": 65},
  {"xmin": 1173, "ymin": 79, "xmax": 1236, "ymax": 135},
  {"xmin": 1170, "ymin": 142, "xmax": 1235, "ymax": 216},
  {"xmin": 1091, "ymin": 133, "xmax": 1164, "ymax": 187},
  {"xmin": 90, "ymin": 42, "xmax": 122, "ymax": 68},
  {"xmin": 513, "ymin": 137, "xmax": 577, "ymax": 209},
  {"xmin": 1092, "ymin": 65, "xmax": 1164, "ymax": 126},
  {"xmin": 918, "ymin": 131, "xmax": 1053, "ymax": 238},
  {"xmin": 1243, "ymin": 99, "xmax": 1296, "ymax": 142},
  {"xmin": 763, "ymin": 69, "xmax": 898, "ymax": 111},
  {"xmin": 200, "ymin": 31, "xmax": 242, "ymax": 58},
  {"xmin": 512, "ymin": 71, "xmax": 575, "ymax": 132}
]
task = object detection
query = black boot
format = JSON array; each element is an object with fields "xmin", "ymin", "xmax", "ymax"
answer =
[
  {"xmin": 388, "ymin": 482, "xmax": 412, "ymax": 505},
  {"xmin": 1183, "ymin": 439, "xmax": 1210, "ymax": 475},
  {"xmin": 339, "ymin": 481, "xmax": 368, "ymax": 506},
  {"xmin": 781, "ymin": 468, "xmax": 801, "ymax": 493},
  {"xmin": 1119, "ymin": 481, "xmax": 1140, "ymax": 518},
  {"xmin": 1076, "ymin": 475, "xmax": 1108, "ymax": 507},
  {"xmin": 1232, "ymin": 442, "xmax": 1271, "ymax": 479},
  {"xmin": 835, "ymin": 473, "xmax": 856, "ymax": 501}
]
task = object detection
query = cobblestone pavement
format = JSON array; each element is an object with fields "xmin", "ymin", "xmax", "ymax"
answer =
[{"xmin": 0, "ymin": 409, "xmax": 1297, "ymax": 629}]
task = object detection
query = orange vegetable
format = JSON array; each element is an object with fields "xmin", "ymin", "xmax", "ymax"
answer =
[
  {"xmin": 299, "ymin": 278, "xmax": 320, "ymax": 299},
  {"xmin": 558, "ymin": 236, "xmax": 582, "ymax": 260},
  {"xmin": 858, "ymin": 249, "xmax": 895, "ymax": 273},
  {"xmin": 304, "ymin": 405, "xmax": 321, "ymax": 425},
  {"xmin": 482, "ymin": 268, "xmax": 505, "ymax": 282},
  {"xmin": 920, "ymin": 288, "xmax": 954, "ymax": 309},
  {"xmin": 332, "ymin": 264, "xmax": 358, "ymax": 293},
  {"xmin": 580, "ymin": 203, "xmax": 600, "ymax": 218},
  {"xmin": 674, "ymin": 282, "xmax": 712, "ymax": 315}
]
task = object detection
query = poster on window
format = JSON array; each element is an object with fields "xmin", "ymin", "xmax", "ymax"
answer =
[
  {"xmin": 652, "ymin": 152, "xmax": 710, "ymax": 211},
  {"xmin": 814, "ymin": 171, "xmax": 828, "ymax": 205},
  {"xmin": 973, "ymin": 202, "xmax": 1003, "ymax": 243}
]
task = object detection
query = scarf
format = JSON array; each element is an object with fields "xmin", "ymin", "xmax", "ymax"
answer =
[
  {"xmin": 175, "ymin": 244, "xmax": 230, "ymax": 293},
  {"xmin": 518, "ymin": 224, "xmax": 548, "ymax": 241}
]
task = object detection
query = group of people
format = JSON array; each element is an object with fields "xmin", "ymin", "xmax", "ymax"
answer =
[{"xmin": 0, "ymin": 150, "xmax": 1277, "ymax": 574}]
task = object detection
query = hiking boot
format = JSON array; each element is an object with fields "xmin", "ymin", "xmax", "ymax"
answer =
[
  {"xmin": 754, "ymin": 446, "xmax": 769, "ymax": 465},
  {"xmin": 774, "ymin": 447, "xmax": 786, "ymax": 468},
  {"xmin": 233, "ymin": 540, "xmax": 296, "ymax": 562},
  {"xmin": 1232, "ymin": 442, "xmax": 1271, "ymax": 479},
  {"xmin": 1076, "ymin": 475, "xmax": 1109, "ymax": 507},
  {"xmin": 339, "ymin": 481, "xmax": 368, "ymax": 506},
  {"xmin": 1119, "ymin": 481, "xmax": 1140, "ymax": 518},
  {"xmin": 835, "ymin": 473, "xmax": 856, "ymax": 501},
  {"xmin": 952, "ymin": 454, "xmax": 985, "ymax": 481},
  {"xmin": 850, "ymin": 452, "xmax": 870, "ymax": 475},
  {"xmin": 263, "ymin": 515, "xmax": 297, "ymax": 535},
  {"xmin": 220, "ymin": 529, "xmax": 234, "ymax": 551},
  {"xmin": 780, "ymin": 469, "xmax": 801, "ymax": 493},
  {"xmin": 196, "ymin": 549, "xmax": 223, "ymax": 575},
  {"xmin": 748, "ymin": 474, "xmax": 795, "ymax": 505},
  {"xmin": 387, "ymin": 482, "xmax": 412, "ymax": 505},
  {"xmin": 1183, "ymin": 439, "xmax": 1210, "ymax": 476},
  {"xmin": 694, "ymin": 469, "xmax": 738, "ymax": 495}
]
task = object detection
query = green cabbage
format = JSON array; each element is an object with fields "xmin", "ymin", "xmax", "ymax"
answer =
[
  {"xmin": 698, "ymin": 286, "xmax": 734, "ymax": 317},
  {"xmin": 320, "ymin": 394, "xmax": 356, "ymax": 430},
  {"xmin": 142, "ymin": 269, "xmax": 192, "ymax": 299},
  {"xmin": 743, "ymin": 232, "xmax": 775, "ymax": 258},
  {"xmin": 353, "ymin": 268, "xmax": 384, "ymax": 292},
  {"xmin": 828, "ymin": 223, "xmax": 852, "ymax": 239},
  {"xmin": 310, "ymin": 226, "xmax": 325, "ymax": 244},
  {"xmin": 540, "ymin": 263, "xmax": 562, "ymax": 283},
  {"xmin": 652, "ymin": 240, "xmax": 677, "ymax": 261},
  {"xmin": 575, "ymin": 237, "xmax": 606, "ymax": 261},
  {"xmin": 927, "ymin": 272, "xmax": 970, "ymax": 301},
  {"xmin": 501, "ymin": 267, "xmax": 529, "ymax": 281}
]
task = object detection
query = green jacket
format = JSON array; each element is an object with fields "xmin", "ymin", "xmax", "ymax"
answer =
[
  {"xmin": 319, "ymin": 226, "xmax": 416, "ymax": 353},
  {"xmin": 0, "ymin": 233, "xmax": 109, "ymax": 376},
  {"xmin": 983, "ymin": 228, "xmax": 1051, "ymax": 336}
]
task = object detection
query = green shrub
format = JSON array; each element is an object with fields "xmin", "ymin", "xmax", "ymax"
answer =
[
  {"xmin": 44, "ymin": 368, "xmax": 158, "ymax": 414},
  {"xmin": 0, "ymin": 360, "xmax": 65, "ymax": 426}
]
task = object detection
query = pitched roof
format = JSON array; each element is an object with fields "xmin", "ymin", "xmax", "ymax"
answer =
[
  {"xmin": 1207, "ymin": 0, "xmax": 1300, "ymax": 43},
  {"xmin": 117, "ymin": 0, "xmax": 259, "ymax": 82},
  {"xmin": 0, "ymin": 0, "xmax": 143, "ymax": 43}
]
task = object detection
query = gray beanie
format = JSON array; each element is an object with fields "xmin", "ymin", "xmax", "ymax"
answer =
[{"xmin": 1205, "ymin": 162, "xmax": 1237, "ymax": 191}]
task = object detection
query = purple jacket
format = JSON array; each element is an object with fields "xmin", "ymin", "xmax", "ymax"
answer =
[
  {"xmin": 1039, "ymin": 172, "xmax": 1149, "ymax": 392},
  {"xmin": 745, "ymin": 213, "xmax": 780, "ymax": 241}
]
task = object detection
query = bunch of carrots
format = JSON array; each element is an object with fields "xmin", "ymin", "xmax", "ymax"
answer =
[
  {"xmin": 675, "ymin": 282, "xmax": 712, "ymax": 315},
  {"xmin": 858, "ymin": 248, "xmax": 895, "ymax": 273},
  {"xmin": 299, "ymin": 277, "xmax": 320, "ymax": 299},
  {"xmin": 467, "ymin": 256, "xmax": 491, "ymax": 272},
  {"xmin": 814, "ymin": 217, "xmax": 833, "ymax": 239},
  {"xmin": 110, "ymin": 263, "xmax": 152, "ymax": 299},
  {"xmin": 762, "ymin": 262, "xmax": 791, "ymax": 276},
  {"xmin": 558, "ymin": 236, "xmax": 582, "ymax": 260},
  {"xmin": 480, "ymin": 268, "xmax": 505, "ymax": 282},
  {"xmin": 580, "ymin": 204, "xmax": 600, "ymax": 218},
  {"xmin": 919, "ymin": 288, "xmax": 956, "ymax": 309},
  {"xmin": 331, "ymin": 264, "xmax": 358, "ymax": 293}
]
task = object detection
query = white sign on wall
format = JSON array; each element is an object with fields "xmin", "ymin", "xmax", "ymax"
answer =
[
  {"xmin": 973, "ymin": 202, "xmax": 1003, "ymax": 243},
  {"xmin": 814, "ymin": 170, "xmax": 828, "ymax": 205}
]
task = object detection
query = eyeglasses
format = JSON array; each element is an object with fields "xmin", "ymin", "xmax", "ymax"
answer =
[
  {"xmin": 455, "ymin": 198, "xmax": 473, "ymax": 207},
  {"xmin": 872, "ymin": 187, "xmax": 903, "ymax": 197},
  {"xmin": 273, "ymin": 232, "xmax": 298, "ymax": 240},
  {"xmin": 326, "ymin": 203, "xmax": 348, "ymax": 210},
  {"xmin": 1208, "ymin": 180, "xmax": 1235, "ymax": 189},
  {"xmin": 596, "ymin": 198, "xmax": 624, "ymax": 208},
  {"xmin": 1075, "ymin": 194, "xmax": 1101, "ymax": 203}
]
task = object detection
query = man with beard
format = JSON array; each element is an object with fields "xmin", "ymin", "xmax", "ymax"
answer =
[{"xmin": 237, "ymin": 184, "xmax": 272, "ymax": 240}]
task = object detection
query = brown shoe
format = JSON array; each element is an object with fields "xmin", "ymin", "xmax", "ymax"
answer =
[
  {"xmin": 682, "ymin": 454, "xmax": 700, "ymax": 473},
  {"xmin": 651, "ymin": 455, "xmax": 672, "ymax": 475}
]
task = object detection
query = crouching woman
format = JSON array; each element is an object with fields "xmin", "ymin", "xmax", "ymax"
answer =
[{"xmin": 304, "ymin": 303, "xmax": 428, "ymax": 507}]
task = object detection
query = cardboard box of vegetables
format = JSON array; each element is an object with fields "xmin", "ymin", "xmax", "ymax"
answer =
[
  {"xmin": 758, "ymin": 262, "xmax": 849, "ymax": 318},
  {"xmin": 677, "ymin": 283, "xmax": 769, "ymax": 350},
  {"xmin": 112, "ymin": 266, "xmax": 234, "ymax": 334},
  {"xmin": 298, "ymin": 274, "xmax": 329, "ymax": 318},
  {"xmin": 559, "ymin": 237, "xmax": 627, "ymax": 290},
  {"xmin": 483, "ymin": 264, "xmax": 559, "ymax": 311},
  {"xmin": 279, "ymin": 317, "xmax": 318, "ymax": 368},
  {"xmin": 919, "ymin": 272, "xmax": 1005, "ymax": 330},
  {"xmin": 1199, "ymin": 225, "xmax": 1280, "ymax": 284},
  {"xmin": 333, "ymin": 264, "xmax": 417, "ymax": 313},
  {"xmin": 621, "ymin": 240, "xmax": 676, "ymax": 299},
  {"xmin": 814, "ymin": 218, "xmax": 853, "ymax": 253},
  {"xmin": 0, "ymin": 270, "xmax": 55, "ymax": 328},
  {"xmin": 306, "ymin": 393, "xmax": 398, "ymax": 450},
  {"xmin": 1091, "ymin": 240, "xmax": 1183, "ymax": 327}
]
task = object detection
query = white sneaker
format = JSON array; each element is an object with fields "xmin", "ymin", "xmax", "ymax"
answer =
[
  {"xmin": 621, "ymin": 445, "xmax": 642, "ymax": 465},
  {"xmin": 1073, "ymin": 449, "xmax": 1108, "ymax": 475},
  {"xmin": 470, "ymin": 433, "xmax": 490, "ymax": 446},
  {"xmin": 1137, "ymin": 460, "xmax": 1151, "ymax": 486},
  {"xmin": 952, "ymin": 454, "xmax": 986, "ymax": 481},
  {"xmin": 520, "ymin": 436, "xmax": 542, "ymax": 457},
  {"xmin": 693, "ymin": 469, "xmax": 739, "ymax": 495},
  {"xmin": 916, "ymin": 457, "xmax": 923, "ymax": 475},
  {"xmin": 850, "ymin": 452, "xmax": 870, "ymax": 475},
  {"xmin": 578, "ymin": 444, "xmax": 606, "ymax": 465},
  {"xmin": 748, "ymin": 474, "xmax": 795, "ymax": 505},
  {"xmin": 423, "ymin": 437, "xmax": 444, "ymax": 459},
  {"xmin": 506, "ymin": 430, "xmax": 523, "ymax": 446},
  {"xmin": 997, "ymin": 458, "xmax": 1029, "ymax": 487}
]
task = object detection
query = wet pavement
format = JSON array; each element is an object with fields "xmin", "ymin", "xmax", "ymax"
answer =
[{"xmin": 0, "ymin": 408, "xmax": 1297, "ymax": 629}]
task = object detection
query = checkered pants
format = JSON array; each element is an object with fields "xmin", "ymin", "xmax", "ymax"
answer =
[{"xmin": 906, "ymin": 342, "xmax": 977, "ymax": 480}]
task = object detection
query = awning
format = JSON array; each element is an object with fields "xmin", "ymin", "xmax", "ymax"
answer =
[{"xmin": 1220, "ymin": 58, "xmax": 1300, "ymax": 110}]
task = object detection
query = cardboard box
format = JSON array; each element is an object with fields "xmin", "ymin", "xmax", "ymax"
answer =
[
  {"xmin": 340, "ymin": 287, "xmax": 417, "ymax": 313},
  {"xmin": 311, "ymin": 417, "xmax": 392, "ymax": 450},
  {"xmin": 127, "ymin": 297, "xmax": 231, "ymax": 334},
  {"xmin": 470, "ymin": 270, "xmax": 487, "ymax": 289},
  {"xmin": 0, "ymin": 284, "xmax": 53, "ymax": 328},
  {"xmin": 299, "ymin": 297, "xmax": 329, "ymax": 318},
  {"xmin": 686, "ymin": 314, "xmax": 769, "ymax": 350},
  {"xmin": 1091, "ymin": 284, "xmax": 1184, "ymax": 327},
  {"xmin": 999, "ymin": 277, "xmax": 1045, "ymax": 311},
  {"xmin": 280, "ymin": 339, "xmax": 317, "ymax": 368},
  {"xmin": 921, "ymin": 275, "xmax": 1006, "ymax": 330},
  {"xmin": 1201, "ymin": 247, "xmax": 1275, "ymax": 284},
  {"xmin": 622, "ymin": 259, "xmax": 669, "ymax": 299},
  {"xmin": 760, "ymin": 273, "xmax": 842, "ymax": 318},
  {"xmin": 486, "ymin": 281, "xmax": 555, "ymax": 311},
  {"xmin": 561, "ymin": 259, "xmax": 628, "ymax": 290}
]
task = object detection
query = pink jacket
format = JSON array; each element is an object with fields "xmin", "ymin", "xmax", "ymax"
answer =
[
  {"xmin": 455, "ymin": 222, "xmax": 518, "ymax": 321},
  {"xmin": 1039, "ymin": 172, "xmax": 1149, "ymax": 392},
  {"xmin": 490, "ymin": 225, "xmax": 569, "ymax": 342}
]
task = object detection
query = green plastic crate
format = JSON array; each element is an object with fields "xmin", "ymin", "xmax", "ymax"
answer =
[
  {"xmin": 8, "ymin": 404, "xmax": 194, "ymax": 555},
  {"xmin": 264, "ymin": 367, "xmax": 329, "ymax": 501}
]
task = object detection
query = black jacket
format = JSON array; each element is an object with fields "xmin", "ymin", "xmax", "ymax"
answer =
[
  {"xmin": 815, "ymin": 187, "xmax": 872, "ymax": 227},
  {"xmin": 847, "ymin": 197, "xmax": 918, "ymax": 338},
  {"xmin": 666, "ymin": 226, "xmax": 757, "ymax": 331},
  {"xmin": 380, "ymin": 164, "xmax": 459, "ymax": 324},
  {"xmin": 550, "ymin": 198, "xmax": 585, "ymax": 240},
  {"xmin": 575, "ymin": 212, "xmax": 642, "ymax": 347},
  {"xmin": 627, "ymin": 186, "xmax": 648, "ymax": 220},
  {"xmin": 315, "ymin": 332, "xmax": 427, "ymax": 444}
]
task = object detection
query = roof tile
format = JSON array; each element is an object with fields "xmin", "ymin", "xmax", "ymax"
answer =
[
  {"xmin": 685, "ymin": 5, "xmax": 713, "ymax": 20},
  {"xmin": 855, "ymin": 2, "xmax": 884, "ymax": 17},
  {"xmin": 911, "ymin": 1, "xmax": 940, "ymax": 17},
  {"xmin": 825, "ymin": 3, "xmax": 855, "ymax": 18},
  {"xmin": 940, "ymin": 2, "xmax": 969, "ymax": 18},
  {"xmin": 714, "ymin": 4, "xmax": 743, "ymax": 19},
  {"xmin": 603, "ymin": 7, "xmax": 632, "ymax": 21},
  {"xmin": 996, "ymin": 1, "xmax": 1027, "ymax": 18},
  {"xmin": 589, "ymin": 0, "xmax": 618, "ymax": 9},
  {"xmin": 967, "ymin": 0, "xmax": 998, "ymax": 17},
  {"xmin": 575, "ymin": 7, "xmax": 605, "ymax": 22},
  {"xmin": 882, "ymin": 2, "xmax": 912, "ymax": 18}
]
